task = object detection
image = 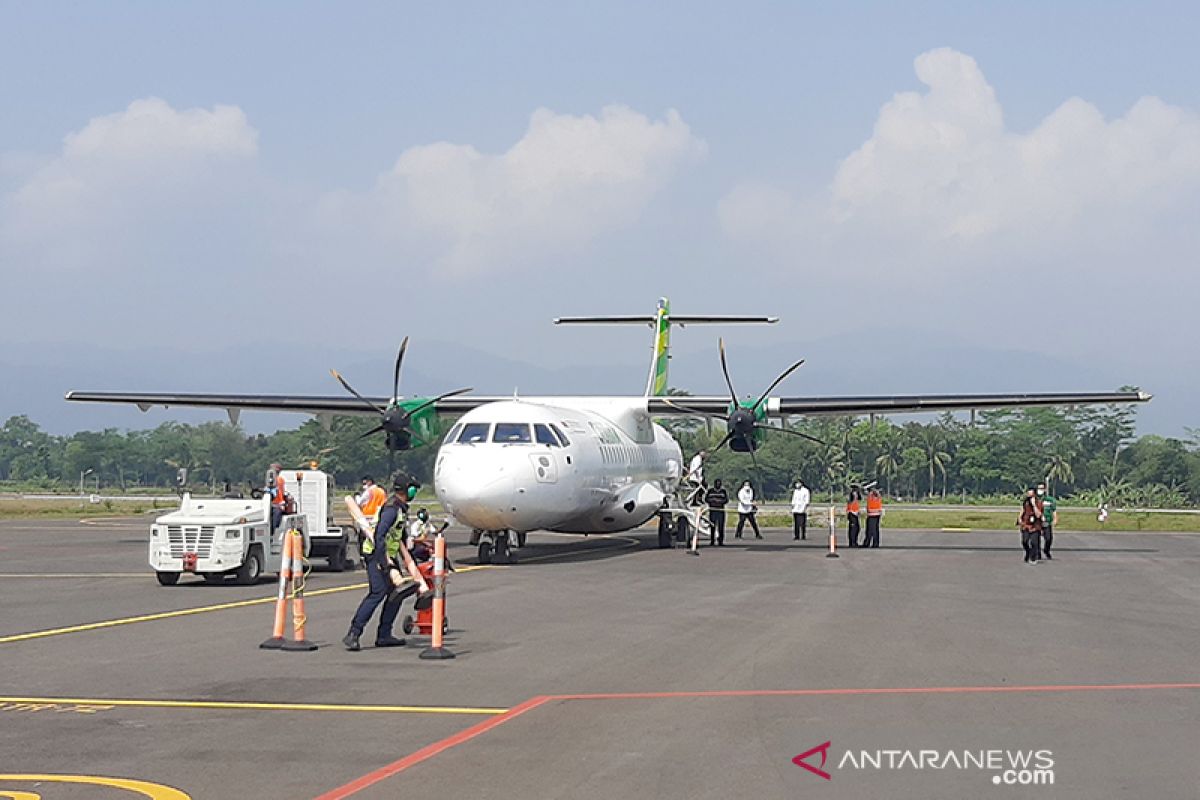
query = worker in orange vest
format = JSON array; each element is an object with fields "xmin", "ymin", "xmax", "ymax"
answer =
[
  {"xmin": 845, "ymin": 487, "xmax": 862, "ymax": 548},
  {"xmin": 268, "ymin": 462, "xmax": 287, "ymax": 533},
  {"xmin": 864, "ymin": 488, "xmax": 883, "ymax": 548},
  {"xmin": 356, "ymin": 476, "xmax": 388, "ymax": 522}
]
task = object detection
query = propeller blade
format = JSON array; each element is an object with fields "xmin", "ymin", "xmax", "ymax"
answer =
[
  {"xmin": 708, "ymin": 430, "xmax": 734, "ymax": 456},
  {"xmin": 751, "ymin": 359, "xmax": 805, "ymax": 412},
  {"xmin": 661, "ymin": 397, "xmax": 730, "ymax": 423},
  {"xmin": 357, "ymin": 423, "xmax": 386, "ymax": 440},
  {"xmin": 330, "ymin": 369, "xmax": 386, "ymax": 415},
  {"xmin": 718, "ymin": 338, "xmax": 739, "ymax": 406},
  {"xmin": 392, "ymin": 336, "xmax": 409, "ymax": 401},
  {"xmin": 402, "ymin": 387, "xmax": 474, "ymax": 420},
  {"xmin": 753, "ymin": 423, "xmax": 826, "ymax": 446}
]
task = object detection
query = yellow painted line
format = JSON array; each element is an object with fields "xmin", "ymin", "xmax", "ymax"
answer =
[
  {"xmin": 0, "ymin": 582, "xmax": 366, "ymax": 645},
  {"xmin": 0, "ymin": 695, "xmax": 506, "ymax": 716},
  {"xmin": 0, "ymin": 573, "xmax": 146, "ymax": 578},
  {"xmin": 0, "ymin": 562, "xmax": 492, "ymax": 644},
  {"xmin": 941, "ymin": 527, "xmax": 972, "ymax": 532},
  {"xmin": 0, "ymin": 774, "xmax": 189, "ymax": 799}
]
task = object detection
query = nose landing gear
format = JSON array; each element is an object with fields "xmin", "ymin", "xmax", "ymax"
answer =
[{"xmin": 476, "ymin": 530, "xmax": 520, "ymax": 565}]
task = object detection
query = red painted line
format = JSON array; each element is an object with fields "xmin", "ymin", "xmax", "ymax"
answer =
[
  {"xmin": 550, "ymin": 682, "xmax": 1200, "ymax": 701},
  {"xmin": 312, "ymin": 695, "xmax": 551, "ymax": 800},
  {"xmin": 312, "ymin": 681, "xmax": 1200, "ymax": 798}
]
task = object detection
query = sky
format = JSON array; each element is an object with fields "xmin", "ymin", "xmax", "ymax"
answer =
[{"xmin": 2, "ymin": 2, "xmax": 1198, "ymax": 432}]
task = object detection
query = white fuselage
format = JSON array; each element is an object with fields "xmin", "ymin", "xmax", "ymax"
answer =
[{"xmin": 434, "ymin": 399, "xmax": 684, "ymax": 534}]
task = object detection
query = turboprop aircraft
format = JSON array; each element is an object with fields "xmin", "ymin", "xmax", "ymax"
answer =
[{"xmin": 66, "ymin": 298, "xmax": 1149, "ymax": 564}]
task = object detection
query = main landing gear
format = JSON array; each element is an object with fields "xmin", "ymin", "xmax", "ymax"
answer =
[{"xmin": 475, "ymin": 530, "xmax": 522, "ymax": 565}]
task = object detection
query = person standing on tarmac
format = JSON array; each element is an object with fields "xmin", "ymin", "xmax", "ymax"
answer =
[
  {"xmin": 1019, "ymin": 489, "xmax": 1043, "ymax": 565},
  {"xmin": 864, "ymin": 488, "xmax": 883, "ymax": 548},
  {"xmin": 736, "ymin": 480, "xmax": 762, "ymax": 539},
  {"xmin": 343, "ymin": 479, "xmax": 411, "ymax": 651},
  {"xmin": 1037, "ymin": 482, "xmax": 1058, "ymax": 559},
  {"xmin": 705, "ymin": 479, "xmax": 729, "ymax": 546},
  {"xmin": 845, "ymin": 487, "xmax": 862, "ymax": 548},
  {"xmin": 790, "ymin": 480, "xmax": 810, "ymax": 540}
]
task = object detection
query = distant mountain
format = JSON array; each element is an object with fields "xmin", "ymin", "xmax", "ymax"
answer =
[{"xmin": 1, "ymin": 331, "xmax": 1181, "ymax": 436}]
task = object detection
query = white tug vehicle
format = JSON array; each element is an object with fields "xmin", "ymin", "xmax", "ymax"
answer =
[{"xmin": 148, "ymin": 469, "xmax": 351, "ymax": 586}]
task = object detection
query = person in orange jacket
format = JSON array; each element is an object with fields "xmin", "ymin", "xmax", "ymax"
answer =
[
  {"xmin": 845, "ymin": 487, "xmax": 862, "ymax": 547},
  {"xmin": 863, "ymin": 488, "xmax": 883, "ymax": 548}
]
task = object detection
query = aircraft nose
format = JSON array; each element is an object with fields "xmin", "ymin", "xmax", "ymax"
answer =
[{"xmin": 437, "ymin": 453, "xmax": 520, "ymax": 530}]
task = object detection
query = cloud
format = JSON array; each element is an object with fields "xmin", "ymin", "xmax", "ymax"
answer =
[
  {"xmin": 1, "ymin": 98, "xmax": 259, "ymax": 266},
  {"xmin": 722, "ymin": 47, "xmax": 1200, "ymax": 248},
  {"xmin": 319, "ymin": 105, "xmax": 706, "ymax": 275}
]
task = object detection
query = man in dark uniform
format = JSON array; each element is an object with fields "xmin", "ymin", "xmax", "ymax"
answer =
[
  {"xmin": 705, "ymin": 479, "xmax": 729, "ymax": 546},
  {"xmin": 343, "ymin": 479, "xmax": 410, "ymax": 651}
]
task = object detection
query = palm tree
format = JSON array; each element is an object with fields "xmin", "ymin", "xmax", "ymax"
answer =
[
  {"xmin": 1044, "ymin": 452, "xmax": 1074, "ymax": 493},
  {"xmin": 874, "ymin": 442, "xmax": 902, "ymax": 495},
  {"xmin": 921, "ymin": 431, "xmax": 952, "ymax": 498}
]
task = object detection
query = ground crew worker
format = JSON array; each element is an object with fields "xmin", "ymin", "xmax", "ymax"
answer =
[
  {"xmin": 1019, "ymin": 489, "xmax": 1043, "ymax": 565},
  {"xmin": 406, "ymin": 508, "xmax": 434, "ymax": 549},
  {"xmin": 343, "ymin": 479, "xmax": 410, "ymax": 651},
  {"xmin": 790, "ymin": 480, "xmax": 810, "ymax": 540},
  {"xmin": 736, "ymin": 480, "xmax": 762, "ymax": 539},
  {"xmin": 356, "ymin": 476, "xmax": 387, "ymax": 522},
  {"xmin": 267, "ymin": 462, "xmax": 286, "ymax": 533},
  {"xmin": 657, "ymin": 497, "xmax": 674, "ymax": 549},
  {"xmin": 845, "ymin": 487, "xmax": 862, "ymax": 548},
  {"xmin": 864, "ymin": 488, "xmax": 883, "ymax": 548},
  {"xmin": 705, "ymin": 479, "xmax": 729, "ymax": 546},
  {"xmin": 1037, "ymin": 482, "xmax": 1057, "ymax": 559}
]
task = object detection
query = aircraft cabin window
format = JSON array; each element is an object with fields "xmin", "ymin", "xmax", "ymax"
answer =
[
  {"xmin": 533, "ymin": 424, "xmax": 559, "ymax": 447},
  {"xmin": 443, "ymin": 423, "xmax": 463, "ymax": 444},
  {"xmin": 493, "ymin": 423, "xmax": 532, "ymax": 444},
  {"xmin": 549, "ymin": 423, "xmax": 571, "ymax": 446},
  {"xmin": 458, "ymin": 423, "xmax": 491, "ymax": 444}
]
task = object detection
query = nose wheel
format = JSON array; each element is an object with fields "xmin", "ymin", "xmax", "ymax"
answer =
[{"xmin": 477, "ymin": 530, "xmax": 518, "ymax": 565}]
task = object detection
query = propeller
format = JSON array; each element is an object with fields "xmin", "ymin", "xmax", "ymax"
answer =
[
  {"xmin": 665, "ymin": 337, "xmax": 824, "ymax": 459},
  {"xmin": 330, "ymin": 337, "xmax": 471, "ymax": 477}
]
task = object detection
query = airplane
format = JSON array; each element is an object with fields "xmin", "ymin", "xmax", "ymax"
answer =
[{"xmin": 66, "ymin": 298, "xmax": 1150, "ymax": 564}]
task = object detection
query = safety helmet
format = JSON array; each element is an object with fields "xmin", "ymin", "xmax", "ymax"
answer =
[{"xmin": 417, "ymin": 508, "xmax": 429, "ymax": 522}]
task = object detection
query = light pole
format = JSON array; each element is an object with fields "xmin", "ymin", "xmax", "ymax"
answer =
[{"xmin": 79, "ymin": 468, "xmax": 93, "ymax": 496}]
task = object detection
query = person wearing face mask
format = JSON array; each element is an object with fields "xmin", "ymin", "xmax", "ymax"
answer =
[
  {"xmin": 736, "ymin": 480, "xmax": 762, "ymax": 539},
  {"xmin": 790, "ymin": 479, "xmax": 810, "ymax": 540},
  {"xmin": 1018, "ymin": 488, "xmax": 1044, "ymax": 565},
  {"xmin": 1037, "ymin": 482, "xmax": 1058, "ymax": 559}
]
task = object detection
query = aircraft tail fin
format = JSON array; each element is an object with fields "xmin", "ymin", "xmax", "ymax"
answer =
[{"xmin": 553, "ymin": 299, "xmax": 777, "ymax": 397}]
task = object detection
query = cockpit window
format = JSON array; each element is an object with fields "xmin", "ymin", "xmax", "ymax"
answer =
[
  {"xmin": 458, "ymin": 423, "xmax": 491, "ymax": 444},
  {"xmin": 442, "ymin": 423, "xmax": 462, "ymax": 445},
  {"xmin": 533, "ymin": 423, "xmax": 559, "ymax": 447},
  {"xmin": 493, "ymin": 423, "xmax": 532, "ymax": 444},
  {"xmin": 549, "ymin": 423, "xmax": 571, "ymax": 446}
]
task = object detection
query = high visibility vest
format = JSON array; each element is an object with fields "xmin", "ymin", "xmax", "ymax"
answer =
[
  {"xmin": 866, "ymin": 496, "xmax": 882, "ymax": 516},
  {"xmin": 847, "ymin": 499, "xmax": 861, "ymax": 514},
  {"xmin": 362, "ymin": 485, "xmax": 387, "ymax": 517},
  {"xmin": 271, "ymin": 475, "xmax": 286, "ymax": 508}
]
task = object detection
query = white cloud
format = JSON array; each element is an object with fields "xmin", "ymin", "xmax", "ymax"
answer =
[
  {"xmin": 320, "ymin": 105, "xmax": 706, "ymax": 274},
  {"xmin": 722, "ymin": 47, "xmax": 1200, "ymax": 247},
  {"xmin": 1, "ymin": 98, "xmax": 259, "ymax": 260}
]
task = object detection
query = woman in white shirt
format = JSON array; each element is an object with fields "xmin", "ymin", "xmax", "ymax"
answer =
[
  {"xmin": 790, "ymin": 480, "xmax": 810, "ymax": 540},
  {"xmin": 735, "ymin": 480, "xmax": 762, "ymax": 539}
]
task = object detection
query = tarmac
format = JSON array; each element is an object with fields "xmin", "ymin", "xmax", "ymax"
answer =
[{"xmin": 0, "ymin": 516, "xmax": 1197, "ymax": 799}]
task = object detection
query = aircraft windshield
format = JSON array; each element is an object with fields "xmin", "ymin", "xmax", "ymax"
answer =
[
  {"xmin": 493, "ymin": 423, "xmax": 532, "ymax": 444},
  {"xmin": 442, "ymin": 423, "xmax": 462, "ymax": 444},
  {"xmin": 457, "ymin": 423, "xmax": 491, "ymax": 444},
  {"xmin": 534, "ymin": 424, "xmax": 559, "ymax": 447}
]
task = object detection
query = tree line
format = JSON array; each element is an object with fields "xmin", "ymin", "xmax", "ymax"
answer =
[{"xmin": 1, "ymin": 389, "xmax": 1196, "ymax": 506}]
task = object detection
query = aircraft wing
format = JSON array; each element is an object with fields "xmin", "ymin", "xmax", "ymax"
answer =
[
  {"xmin": 63, "ymin": 391, "xmax": 507, "ymax": 419},
  {"xmin": 648, "ymin": 390, "xmax": 1151, "ymax": 417}
]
